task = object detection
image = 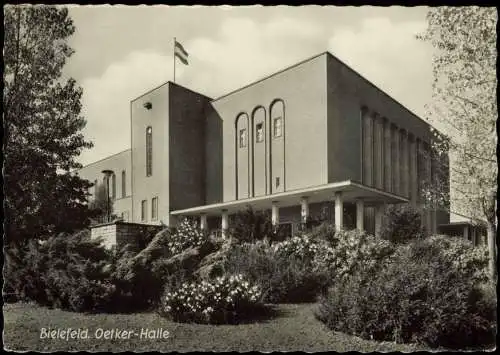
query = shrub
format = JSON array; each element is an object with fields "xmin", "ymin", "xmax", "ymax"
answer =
[
  {"xmin": 224, "ymin": 238, "xmax": 332, "ymax": 303},
  {"xmin": 110, "ymin": 224, "xmax": 217, "ymax": 311},
  {"xmin": 312, "ymin": 227, "xmax": 395, "ymax": 281},
  {"xmin": 167, "ymin": 218, "xmax": 207, "ymax": 255},
  {"xmin": 316, "ymin": 235, "xmax": 495, "ymax": 349},
  {"xmin": 4, "ymin": 230, "xmax": 118, "ymax": 312},
  {"xmin": 272, "ymin": 234, "xmax": 322, "ymax": 261},
  {"xmin": 380, "ymin": 204, "xmax": 425, "ymax": 243},
  {"xmin": 159, "ymin": 274, "xmax": 263, "ymax": 324},
  {"xmin": 229, "ymin": 206, "xmax": 289, "ymax": 242}
]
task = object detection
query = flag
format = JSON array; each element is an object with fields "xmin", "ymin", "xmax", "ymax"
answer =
[{"xmin": 174, "ymin": 40, "xmax": 189, "ymax": 65}]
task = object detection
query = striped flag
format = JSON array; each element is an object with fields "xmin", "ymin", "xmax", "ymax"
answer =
[{"xmin": 174, "ymin": 40, "xmax": 189, "ymax": 65}]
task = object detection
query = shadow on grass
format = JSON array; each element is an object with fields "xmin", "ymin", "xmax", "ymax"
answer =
[{"xmin": 159, "ymin": 303, "xmax": 291, "ymax": 326}]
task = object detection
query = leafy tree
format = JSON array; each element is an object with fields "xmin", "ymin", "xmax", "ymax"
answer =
[
  {"xmin": 88, "ymin": 182, "xmax": 115, "ymax": 223},
  {"xmin": 4, "ymin": 5, "xmax": 94, "ymax": 245},
  {"xmin": 417, "ymin": 7, "xmax": 497, "ymax": 278}
]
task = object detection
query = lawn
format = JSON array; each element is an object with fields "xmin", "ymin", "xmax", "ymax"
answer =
[{"xmin": 3, "ymin": 302, "xmax": 421, "ymax": 352}]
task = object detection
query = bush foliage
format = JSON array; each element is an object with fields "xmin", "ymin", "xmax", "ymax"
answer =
[
  {"xmin": 4, "ymin": 230, "xmax": 118, "ymax": 312},
  {"xmin": 379, "ymin": 204, "xmax": 425, "ymax": 244},
  {"xmin": 229, "ymin": 207, "xmax": 289, "ymax": 242},
  {"xmin": 159, "ymin": 275, "xmax": 263, "ymax": 324},
  {"xmin": 166, "ymin": 218, "xmax": 208, "ymax": 255},
  {"xmin": 316, "ymin": 235, "xmax": 495, "ymax": 349}
]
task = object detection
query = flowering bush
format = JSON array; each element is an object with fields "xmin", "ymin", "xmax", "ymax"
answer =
[
  {"xmin": 316, "ymin": 228, "xmax": 395, "ymax": 281},
  {"xmin": 168, "ymin": 218, "xmax": 207, "ymax": 255},
  {"xmin": 159, "ymin": 274, "xmax": 263, "ymax": 324},
  {"xmin": 273, "ymin": 234, "xmax": 322, "ymax": 261},
  {"xmin": 223, "ymin": 238, "xmax": 333, "ymax": 303}
]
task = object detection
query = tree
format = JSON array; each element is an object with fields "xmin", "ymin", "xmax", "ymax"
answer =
[
  {"xmin": 4, "ymin": 5, "xmax": 94, "ymax": 245},
  {"xmin": 417, "ymin": 7, "xmax": 497, "ymax": 279},
  {"xmin": 89, "ymin": 182, "xmax": 115, "ymax": 223}
]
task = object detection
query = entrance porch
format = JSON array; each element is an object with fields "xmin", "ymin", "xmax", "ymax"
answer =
[{"xmin": 171, "ymin": 180, "xmax": 408, "ymax": 238}]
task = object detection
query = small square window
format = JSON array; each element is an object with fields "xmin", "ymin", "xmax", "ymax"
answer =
[
  {"xmin": 273, "ymin": 117, "xmax": 282, "ymax": 137},
  {"xmin": 239, "ymin": 129, "xmax": 247, "ymax": 148},
  {"xmin": 256, "ymin": 123, "xmax": 264, "ymax": 143}
]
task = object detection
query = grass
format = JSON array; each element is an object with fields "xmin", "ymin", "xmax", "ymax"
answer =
[{"xmin": 3, "ymin": 302, "xmax": 422, "ymax": 352}]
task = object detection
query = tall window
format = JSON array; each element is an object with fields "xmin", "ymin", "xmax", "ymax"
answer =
[
  {"xmin": 256, "ymin": 123, "xmax": 264, "ymax": 143},
  {"xmin": 121, "ymin": 170, "xmax": 126, "ymax": 197},
  {"xmin": 152, "ymin": 197, "xmax": 158, "ymax": 220},
  {"xmin": 146, "ymin": 126, "xmax": 153, "ymax": 176},
  {"xmin": 239, "ymin": 128, "xmax": 247, "ymax": 148},
  {"xmin": 273, "ymin": 117, "xmax": 282, "ymax": 137},
  {"xmin": 141, "ymin": 200, "xmax": 147, "ymax": 221},
  {"xmin": 111, "ymin": 173, "xmax": 116, "ymax": 199}
]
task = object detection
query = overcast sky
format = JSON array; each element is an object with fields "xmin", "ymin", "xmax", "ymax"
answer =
[{"xmin": 63, "ymin": 5, "xmax": 435, "ymax": 166}]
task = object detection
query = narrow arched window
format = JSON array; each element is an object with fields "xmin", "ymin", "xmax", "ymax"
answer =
[
  {"xmin": 146, "ymin": 126, "xmax": 153, "ymax": 176},
  {"xmin": 121, "ymin": 170, "xmax": 126, "ymax": 197},
  {"xmin": 111, "ymin": 173, "xmax": 116, "ymax": 199}
]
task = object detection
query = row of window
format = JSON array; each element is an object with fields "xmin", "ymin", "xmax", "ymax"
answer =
[
  {"xmin": 93, "ymin": 170, "xmax": 127, "ymax": 200},
  {"xmin": 141, "ymin": 197, "xmax": 158, "ymax": 222},
  {"xmin": 238, "ymin": 117, "xmax": 283, "ymax": 148}
]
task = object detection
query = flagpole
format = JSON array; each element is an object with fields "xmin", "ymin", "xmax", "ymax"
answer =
[{"xmin": 173, "ymin": 37, "xmax": 176, "ymax": 83}]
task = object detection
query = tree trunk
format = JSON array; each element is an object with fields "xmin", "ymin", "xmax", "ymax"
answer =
[{"xmin": 486, "ymin": 220, "xmax": 496, "ymax": 280}]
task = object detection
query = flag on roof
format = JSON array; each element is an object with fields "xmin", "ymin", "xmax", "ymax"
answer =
[{"xmin": 174, "ymin": 40, "xmax": 189, "ymax": 65}]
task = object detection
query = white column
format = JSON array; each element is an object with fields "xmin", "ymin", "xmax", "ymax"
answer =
[
  {"xmin": 356, "ymin": 199, "xmax": 365, "ymax": 231},
  {"xmin": 374, "ymin": 204, "xmax": 385, "ymax": 237},
  {"xmin": 200, "ymin": 213, "xmax": 208, "ymax": 231},
  {"xmin": 463, "ymin": 225, "xmax": 469, "ymax": 241},
  {"xmin": 334, "ymin": 192, "xmax": 343, "ymax": 231},
  {"xmin": 271, "ymin": 201, "xmax": 280, "ymax": 226},
  {"xmin": 300, "ymin": 196, "xmax": 309, "ymax": 224},
  {"xmin": 168, "ymin": 214, "xmax": 178, "ymax": 228},
  {"xmin": 221, "ymin": 210, "xmax": 229, "ymax": 239}
]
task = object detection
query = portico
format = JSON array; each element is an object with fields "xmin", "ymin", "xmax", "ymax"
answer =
[{"xmin": 171, "ymin": 180, "xmax": 408, "ymax": 237}]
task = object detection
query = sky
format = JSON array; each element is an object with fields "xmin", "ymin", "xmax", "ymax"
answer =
[{"xmin": 63, "ymin": 5, "xmax": 435, "ymax": 166}]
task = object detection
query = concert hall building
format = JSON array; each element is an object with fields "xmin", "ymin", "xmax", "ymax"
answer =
[{"xmin": 76, "ymin": 51, "xmax": 450, "ymax": 240}]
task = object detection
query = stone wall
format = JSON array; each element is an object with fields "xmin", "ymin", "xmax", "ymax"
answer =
[
  {"xmin": 90, "ymin": 223, "xmax": 117, "ymax": 249},
  {"xmin": 91, "ymin": 221, "xmax": 164, "ymax": 250}
]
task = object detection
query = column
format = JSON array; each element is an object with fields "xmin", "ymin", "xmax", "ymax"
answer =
[
  {"xmin": 300, "ymin": 196, "xmax": 309, "ymax": 224},
  {"xmin": 168, "ymin": 214, "xmax": 178, "ymax": 228},
  {"xmin": 200, "ymin": 213, "xmax": 208, "ymax": 231},
  {"xmin": 425, "ymin": 144, "xmax": 432, "ymax": 231},
  {"xmin": 356, "ymin": 199, "xmax": 365, "ymax": 231},
  {"xmin": 392, "ymin": 125, "xmax": 400, "ymax": 195},
  {"xmin": 463, "ymin": 225, "xmax": 469, "ymax": 242},
  {"xmin": 430, "ymin": 151, "xmax": 437, "ymax": 235},
  {"xmin": 334, "ymin": 192, "xmax": 343, "ymax": 231},
  {"xmin": 221, "ymin": 209, "xmax": 229, "ymax": 239},
  {"xmin": 400, "ymin": 129, "xmax": 409, "ymax": 198},
  {"xmin": 374, "ymin": 204, "xmax": 385, "ymax": 237},
  {"xmin": 271, "ymin": 201, "xmax": 280, "ymax": 226},
  {"xmin": 373, "ymin": 114, "xmax": 383, "ymax": 189},
  {"xmin": 384, "ymin": 118, "xmax": 392, "ymax": 192},
  {"xmin": 362, "ymin": 109, "xmax": 373, "ymax": 187},
  {"xmin": 408, "ymin": 134, "xmax": 417, "ymax": 206}
]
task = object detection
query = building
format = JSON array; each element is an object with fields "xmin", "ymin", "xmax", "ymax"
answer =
[
  {"xmin": 438, "ymin": 212, "xmax": 488, "ymax": 246},
  {"xmin": 76, "ymin": 51, "xmax": 450, "ymax": 241}
]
